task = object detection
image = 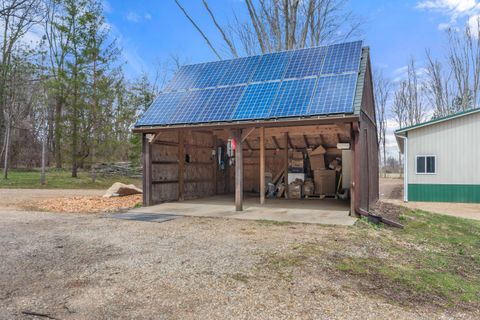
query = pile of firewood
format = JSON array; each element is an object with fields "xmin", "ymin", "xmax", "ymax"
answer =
[{"xmin": 94, "ymin": 162, "xmax": 141, "ymax": 178}]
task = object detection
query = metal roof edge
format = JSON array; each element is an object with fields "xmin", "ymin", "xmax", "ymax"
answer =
[
  {"xmin": 132, "ymin": 114, "xmax": 360, "ymax": 133},
  {"xmin": 352, "ymin": 47, "xmax": 369, "ymax": 115},
  {"xmin": 395, "ymin": 108, "xmax": 480, "ymax": 134}
]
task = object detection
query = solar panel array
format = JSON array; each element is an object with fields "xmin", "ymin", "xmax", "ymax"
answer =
[{"xmin": 136, "ymin": 40, "xmax": 363, "ymax": 127}]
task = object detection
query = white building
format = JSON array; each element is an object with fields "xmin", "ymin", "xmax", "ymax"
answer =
[{"xmin": 395, "ymin": 108, "xmax": 480, "ymax": 203}]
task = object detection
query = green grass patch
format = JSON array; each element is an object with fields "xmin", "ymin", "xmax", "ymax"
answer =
[
  {"xmin": 260, "ymin": 209, "xmax": 480, "ymax": 309},
  {"xmin": 0, "ymin": 168, "xmax": 141, "ymax": 189}
]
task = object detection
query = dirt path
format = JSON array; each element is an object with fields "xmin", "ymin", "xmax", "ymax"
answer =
[
  {"xmin": 0, "ymin": 209, "xmax": 477, "ymax": 319},
  {"xmin": 0, "ymin": 189, "xmax": 104, "ymax": 210}
]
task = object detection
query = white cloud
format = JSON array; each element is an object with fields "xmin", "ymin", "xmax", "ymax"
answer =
[
  {"xmin": 467, "ymin": 13, "xmax": 480, "ymax": 33},
  {"xmin": 126, "ymin": 11, "xmax": 152, "ymax": 23},
  {"xmin": 416, "ymin": 0, "xmax": 480, "ymax": 29},
  {"xmin": 107, "ymin": 22, "xmax": 147, "ymax": 77},
  {"xmin": 416, "ymin": 0, "xmax": 478, "ymax": 13},
  {"xmin": 126, "ymin": 12, "xmax": 141, "ymax": 22}
]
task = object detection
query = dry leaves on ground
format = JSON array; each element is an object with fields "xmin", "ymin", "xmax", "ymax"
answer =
[{"xmin": 34, "ymin": 194, "xmax": 142, "ymax": 213}]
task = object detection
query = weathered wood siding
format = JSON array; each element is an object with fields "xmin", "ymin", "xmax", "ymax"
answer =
[
  {"xmin": 151, "ymin": 130, "xmax": 217, "ymax": 204},
  {"xmin": 358, "ymin": 55, "xmax": 379, "ymax": 210}
]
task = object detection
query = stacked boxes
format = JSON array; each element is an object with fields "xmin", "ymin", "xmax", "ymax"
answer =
[
  {"xmin": 313, "ymin": 170, "xmax": 336, "ymax": 195},
  {"xmin": 308, "ymin": 145, "xmax": 337, "ymax": 196}
]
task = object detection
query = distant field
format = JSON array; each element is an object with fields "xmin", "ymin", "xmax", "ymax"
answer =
[{"xmin": 0, "ymin": 169, "xmax": 141, "ymax": 189}]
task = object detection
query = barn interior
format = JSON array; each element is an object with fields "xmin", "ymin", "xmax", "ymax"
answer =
[{"xmin": 143, "ymin": 120, "xmax": 356, "ymax": 215}]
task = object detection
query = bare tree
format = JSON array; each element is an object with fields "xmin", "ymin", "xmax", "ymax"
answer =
[
  {"xmin": 374, "ymin": 69, "xmax": 390, "ymax": 175},
  {"xmin": 424, "ymin": 50, "xmax": 452, "ymax": 118},
  {"xmin": 446, "ymin": 19, "xmax": 480, "ymax": 111},
  {"xmin": 405, "ymin": 59, "xmax": 425, "ymax": 126},
  {"xmin": 174, "ymin": 0, "xmax": 363, "ymax": 58}
]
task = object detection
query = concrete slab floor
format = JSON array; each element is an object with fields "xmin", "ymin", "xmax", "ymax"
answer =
[{"xmin": 129, "ymin": 195, "xmax": 357, "ymax": 226}]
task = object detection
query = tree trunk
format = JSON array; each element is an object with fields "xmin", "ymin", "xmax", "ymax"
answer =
[
  {"xmin": 41, "ymin": 131, "xmax": 46, "ymax": 185},
  {"xmin": 3, "ymin": 123, "xmax": 10, "ymax": 180},
  {"xmin": 54, "ymin": 96, "xmax": 63, "ymax": 168},
  {"xmin": 71, "ymin": 110, "xmax": 78, "ymax": 178}
]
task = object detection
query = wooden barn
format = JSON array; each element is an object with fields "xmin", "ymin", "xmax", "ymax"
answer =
[{"xmin": 133, "ymin": 41, "xmax": 378, "ymax": 217}]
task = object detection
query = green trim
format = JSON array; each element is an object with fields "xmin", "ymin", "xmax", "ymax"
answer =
[
  {"xmin": 408, "ymin": 184, "xmax": 480, "ymax": 203},
  {"xmin": 395, "ymin": 108, "xmax": 480, "ymax": 134}
]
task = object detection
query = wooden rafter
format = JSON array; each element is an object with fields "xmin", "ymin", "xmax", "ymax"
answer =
[
  {"xmin": 303, "ymin": 135, "xmax": 310, "ymax": 148},
  {"xmin": 241, "ymin": 127, "xmax": 256, "ymax": 142},
  {"xmin": 272, "ymin": 136, "xmax": 281, "ymax": 150}
]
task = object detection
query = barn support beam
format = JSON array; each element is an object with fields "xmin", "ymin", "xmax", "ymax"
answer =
[
  {"xmin": 284, "ymin": 132, "xmax": 289, "ymax": 199},
  {"xmin": 260, "ymin": 127, "xmax": 265, "ymax": 205},
  {"xmin": 178, "ymin": 130, "xmax": 185, "ymax": 201},
  {"xmin": 142, "ymin": 133, "xmax": 153, "ymax": 206},
  {"xmin": 351, "ymin": 122, "xmax": 360, "ymax": 217},
  {"xmin": 212, "ymin": 134, "xmax": 218, "ymax": 195},
  {"xmin": 235, "ymin": 129, "xmax": 244, "ymax": 211}
]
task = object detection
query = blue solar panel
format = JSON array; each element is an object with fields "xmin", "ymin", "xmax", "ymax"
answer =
[
  {"xmin": 136, "ymin": 41, "xmax": 364, "ymax": 127},
  {"xmin": 251, "ymin": 51, "xmax": 290, "ymax": 82},
  {"xmin": 136, "ymin": 91, "xmax": 186, "ymax": 126},
  {"xmin": 170, "ymin": 89, "xmax": 214, "ymax": 124},
  {"xmin": 283, "ymin": 46, "xmax": 327, "ymax": 79},
  {"xmin": 199, "ymin": 85, "xmax": 246, "ymax": 122},
  {"xmin": 321, "ymin": 41, "xmax": 362, "ymax": 75},
  {"xmin": 268, "ymin": 78, "xmax": 317, "ymax": 118},
  {"xmin": 195, "ymin": 60, "xmax": 231, "ymax": 88},
  {"xmin": 219, "ymin": 56, "xmax": 261, "ymax": 86},
  {"xmin": 164, "ymin": 64, "xmax": 204, "ymax": 92},
  {"xmin": 233, "ymin": 81, "xmax": 281, "ymax": 120},
  {"xmin": 309, "ymin": 74, "xmax": 357, "ymax": 115}
]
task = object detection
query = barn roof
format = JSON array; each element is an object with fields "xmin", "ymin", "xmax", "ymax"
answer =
[{"xmin": 135, "ymin": 41, "xmax": 366, "ymax": 128}]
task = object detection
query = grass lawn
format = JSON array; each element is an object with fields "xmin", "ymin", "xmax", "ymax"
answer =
[
  {"xmin": 261, "ymin": 209, "xmax": 480, "ymax": 310},
  {"xmin": 0, "ymin": 169, "xmax": 141, "ymax": 189}
]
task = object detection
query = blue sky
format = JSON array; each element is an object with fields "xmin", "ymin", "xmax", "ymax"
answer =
[
  {"xmin": 104, "ymin": 0, "xmax": 477, "ymax": 81},
  {"xmin": 103, "ymin": 0, "xmax": 480, "ymax": 157}
]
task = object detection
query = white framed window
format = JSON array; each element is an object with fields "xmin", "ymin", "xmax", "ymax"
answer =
[{"xmin": 416, "ymin": 155, "xmax": 436, "ymax": 174}]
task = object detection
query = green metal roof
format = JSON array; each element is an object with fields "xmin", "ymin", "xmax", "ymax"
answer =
[
  {"xmin": 352, "ymin": 47, "xmax": 369, "ymax": 115},
  {"xmin": 395, "ymin": 108, "xmax": 480, "ymax": 134}
]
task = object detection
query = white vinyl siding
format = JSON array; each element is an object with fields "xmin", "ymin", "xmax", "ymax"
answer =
[{"xmin": 407, "ymin": 111, "xmax": 480, "ymax": 185}]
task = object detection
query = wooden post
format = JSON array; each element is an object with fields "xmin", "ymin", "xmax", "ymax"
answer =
[
  {"xmin": 284, "ymin": 132, "xmax": 289, "ymax": 199},
  {"xmin": 212, "ymin": 134, "xmax": 218, "ymax": 195},
  {"xmin": 178, "ymin": 130, "xmax": 185, "ymax": 201},
  {"xmin": 142, "ymin": 133, "xmax": 152, "ymax": 206},
  {"xmin": 235, "ymin": 129, "xmax": 243, "ymax": 211},
  {"xmin": 260, "ymin": 127, "xmax": 265, "ymax": 205}
]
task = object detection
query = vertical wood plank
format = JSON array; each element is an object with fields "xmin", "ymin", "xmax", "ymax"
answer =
[
  {"xmin": 235, "ymin": 129, "xmax": 243, "ymax": 211},
  {"xmin": 284, "ymin": 132, "xmax": 289, "ymax": 199},
  {"xmin": 350, "ymin": 130, "xmax": 356, "ymax": 216},
  {"xmin": 142, "ymin": 133, "xmax": 152, "ymax": 206},
  {"xmin": 212, "ymin": 134, "xmax": 217, "ymax": 195},
  {"xmin": 178, "ymin": 130, "xmax": 185, "ymax": 201},
  {"xmin": 260, "ymin": 127, "xmax": 265, "ymax": 205}
]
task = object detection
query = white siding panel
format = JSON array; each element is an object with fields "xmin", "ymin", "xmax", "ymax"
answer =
[{"xmin": 407, "ymin": 111, "xmax": 480, "ymax": 185}]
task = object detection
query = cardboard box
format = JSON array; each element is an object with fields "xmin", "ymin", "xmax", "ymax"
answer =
[
  {"xmin": 308, "ymin": 146, "xmax": 327, "ymax": 170},
  {"xmin": 313, "ymin": 170, "xmax": 336, "ymax": 195},
  {"xmin": 289, "ymin": 159, "xmax": 304, "ymax": 168},
  {"xmin": 291, "ymin": 151, "xmax": 303, "ymax": 160},
  {"xmin": 288, "ymin": 180, "xmax": 303, "ymax": 199},
  {"xmin": 303, "ymin": 179, "xmax": 315, "ymax": 196},
  {"xmin": 309, "ymin": 155, "xmax": 325, "ymax": 170},
  {"xmin": 288, "ymin": 173, "xmax": 305, "ymax": 184}
]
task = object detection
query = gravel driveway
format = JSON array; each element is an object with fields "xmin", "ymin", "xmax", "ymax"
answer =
[{"xmin": 1, "ymin": 209, "xmax": 476, "ymax": 319}]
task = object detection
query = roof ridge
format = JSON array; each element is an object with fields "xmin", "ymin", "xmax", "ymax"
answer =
[
  {"xmin": 395, "ymin": 108, "xmax": 480, "ymax": 133},
  {"xmin": 181, "ymin": 40, "xmax": 364, "ymax": 68}
]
